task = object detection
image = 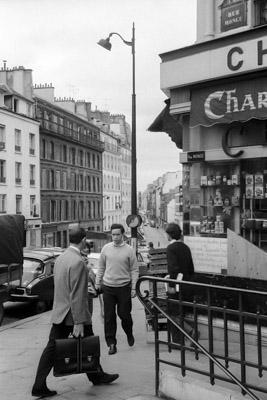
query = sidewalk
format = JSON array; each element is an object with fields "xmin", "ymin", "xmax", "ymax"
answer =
[
  {"xmin": 0, "ymin": 297, "xmax": 157, "ymax": 400},
  {"xmin": 1, "ymin": 295, "xmax": 267, "ymax": 400}
]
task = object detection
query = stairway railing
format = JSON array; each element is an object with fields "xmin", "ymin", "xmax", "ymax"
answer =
[{"xmin": 136, "ymin": 275, "xmax": 267, "ymax": 400}]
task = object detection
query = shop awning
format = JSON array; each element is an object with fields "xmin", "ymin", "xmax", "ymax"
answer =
[
  {"xmin": 190, "ymin": 76, "xmax": 267, "ymax": 128},
  {"xmin": 148, "ymin": 99, "xmax": 183, "ymax": 149}
]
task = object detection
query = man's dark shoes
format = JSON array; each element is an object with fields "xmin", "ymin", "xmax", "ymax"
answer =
[
  {"xmin": 92, "ymin": 373, "xmax": 119, "ymax": 385},
  {"xmin": 127, "ymin": 334, "xmax": 135, "ymax": 347},
  {"xmin": 31, "ymin": 385, "xmax": 57, "ymax": 398},
  {"xmin": 108, "ymin": 344, "xmax": 117, "ymax": 355}
]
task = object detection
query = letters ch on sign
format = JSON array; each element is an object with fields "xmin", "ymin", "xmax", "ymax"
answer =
[{"xmin": 227, "ymin": 40, "xmax": 267, "ymax": 71}]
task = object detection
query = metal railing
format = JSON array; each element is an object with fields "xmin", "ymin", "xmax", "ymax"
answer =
[{"xmin": 136, "ymin": 275, "xmax": 267, "ymax": 400}]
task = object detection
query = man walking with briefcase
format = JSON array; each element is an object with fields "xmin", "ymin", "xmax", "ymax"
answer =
[{"xmin": 32, "ymin": 225, "xmax": 119, "ymax": 398}]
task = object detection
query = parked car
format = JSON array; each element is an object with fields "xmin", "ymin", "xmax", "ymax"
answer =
[{"xmin": 8, "ymin": 248, "xmax": 63, "ymax": 313}]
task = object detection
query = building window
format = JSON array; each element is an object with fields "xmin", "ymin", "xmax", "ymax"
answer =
[
  {"xmin": 88, "ymin": 201, "xmax": 91, "ymax": 218},
  {"xmin": 62, "ymin": 145, "xmax": 67, "ymax": 162},
  {"xmin": 79, "ymin": 201, "xmax": 84, "ymax": 220},
  {"xmin": 70, "ymin": 172, "xmax": 75, "ymax": 190},
  {"xmin": 15, "ymin": 129, "xmax": 21, "ymax": 152},
  {"xmin": 15, "ymin": 162, "xmax": 22, "ymax": 185},
  {"xmin": 0, "ymin": 160, "xmax": 6, "ymax": 183},
  {"xmin": 64, "ymin": 200, "xmax": 69, "ymax": 220},
  {"xmin": 71, "ymin": 148, "xmax": 76, "ymax": 165},
  {"xmin": 41, "ymin": 139, "xmax": 46, "ymax": 159},
  {"xmin": 87, "ymin": 152, "xmax": 91, "ymax": 167},
  {"xmin": 79, "ymin": 150, "xmax": 83, "ymax": 166},
  {"xmin": 29, "ymin": 133, "xmax": 35, "ymax": 155},
  {"xmin": 87, "ymin": 176, "xmax": 91, "ymax": 192},
  {"xmin": 49, "ymin": 141, "xmax": 54, "ymax": 160},
  {"xmin": 93, "ymin": 176, "xmax": 96, "ymax": 192},
  {"xmin": 50, "ymin": 169, "xmax": 55, "ymax": 189},
  {"xmin": 255, "ymin": 0, "xmax": 267, "ymax": 26},
  {"xmin": 62, "ymin": 171, "xmax": 67, "ymax": 190},
  {"xmin": 79, "ymin": 174, "xmax": 84, "ymax": 191},
  {"xmin": 0, "ymin": 194, "xmax": 6, "ymax": 213},
  {"xmin": 0, "ymin": 125, "xmax": 6, "ymax": 150},
  {"xmin": 51, "ymin": 200, "xmax": 56, "ymax": 221},
  {"xmin": 30, "ymin": 195, "xmax": 36, "ymax": 216},
  {"xmin": 41, "ymin": 169, "xmax": 46, "ymax": 189},
  {"xmin": 16, "ymin": 195, "xmax": 22, "ymax": 214},
  {"xmin": 98, "ymin": 201, "xmax": 101, "ymax": 217},
  {"xmin": 56, "ymin": 170, "xmax": 60, "ymax": 189},
  {"xmin": 92, "ymin": 153, "xmax": 96, "ymax": 168},
  {"xmin": 30, "ymin": 164, "xmax": 36, "ymax": 186}
]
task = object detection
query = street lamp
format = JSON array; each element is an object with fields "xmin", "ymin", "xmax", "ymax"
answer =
[{"xmin": 98, "ymin": 22, "xmax": 137, "ymax": 251}]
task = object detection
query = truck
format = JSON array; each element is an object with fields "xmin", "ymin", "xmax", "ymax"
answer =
[{"xmin": 0, "ymin": 214, "xmax": 25, "ymax": 325}]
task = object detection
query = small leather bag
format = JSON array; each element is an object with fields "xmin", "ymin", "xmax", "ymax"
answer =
[{"xmin": 54, "ymin": 335, "xmax": 100, "ymax": 377}]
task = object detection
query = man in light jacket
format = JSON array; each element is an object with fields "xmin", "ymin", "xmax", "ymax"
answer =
[
  {"xmin": 95, "ymin": 223, "xmax": 138, "ymax": 355},
  {"xmin": 32, "ymin": 225, "xmax": 119, "ymax": 398}
]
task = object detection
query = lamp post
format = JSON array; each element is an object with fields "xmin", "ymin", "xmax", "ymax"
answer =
[{"xmin": 98, "ymin": 22, "xmax": 137, "ymax": 251}]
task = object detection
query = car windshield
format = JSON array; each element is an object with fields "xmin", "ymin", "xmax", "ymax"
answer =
[{"xmin": 22, "ymin": 259, "xmax": 43, "ymax": 286}]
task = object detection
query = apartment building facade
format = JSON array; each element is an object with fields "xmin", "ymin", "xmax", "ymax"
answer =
[
  {"xmin": 33, "ymin": 86, "xmax": 104, "ymax": 247},
  {"xmin": 0, "ymin": 65, "xmax": 41, "ymax": 247}
]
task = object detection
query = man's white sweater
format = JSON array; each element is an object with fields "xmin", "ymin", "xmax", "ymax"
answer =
[{"xmin": 96, "ymin": 242, "xmax": 138, "ymax": 290}]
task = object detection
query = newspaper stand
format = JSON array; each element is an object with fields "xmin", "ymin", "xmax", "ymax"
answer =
[{"xmin": 145, "ymin": 248, "xmax": 168, "ymax": 342}]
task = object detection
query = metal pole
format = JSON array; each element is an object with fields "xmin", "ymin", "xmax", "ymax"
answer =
[{"xmin": 131, "ymin": 22, "xmax": 137, "ymax": 253}]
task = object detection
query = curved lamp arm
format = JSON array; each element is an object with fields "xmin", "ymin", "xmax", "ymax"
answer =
[{"xmin": 108, "ymin": 32, "xmax": 132, "ymax": 47}]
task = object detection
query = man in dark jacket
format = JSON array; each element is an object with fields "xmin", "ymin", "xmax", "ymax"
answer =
[
  {"xmin": 165, "ymin": 222, "xmax": 197, "ymax": 345},
  {"xmin": 31, "ymin": 225, "xmax": 119, "ymax": 398}
]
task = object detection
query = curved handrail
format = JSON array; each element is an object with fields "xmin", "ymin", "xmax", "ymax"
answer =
[{"xmin": 136, "ymin": 275, "xmax": 261, "ymax": 400}]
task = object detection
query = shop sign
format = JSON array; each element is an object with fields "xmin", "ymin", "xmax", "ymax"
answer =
[
  {"xmin": 220, "ymin": 0, "xmax": 247, "ymax": 32},
  {"xmin": 160, "ymin": 31, "xmax": 267, "ymax": 90},
  {"xmin": 190, "ymin": 76, "xmax": 267, "ymax": 128},
  {"xmin": 187, "ymin": 151, "xmax": 205, "ymax": 162}
]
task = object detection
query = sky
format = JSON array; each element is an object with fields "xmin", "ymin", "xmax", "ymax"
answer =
[{"xmin": 1, "ymin": 0, "xmax": 197, "ymax": 191}]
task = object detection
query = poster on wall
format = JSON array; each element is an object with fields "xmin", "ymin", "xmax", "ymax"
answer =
[{"xmin": 184, "ymin": 236, "xmax": 227, "ymax": 274}]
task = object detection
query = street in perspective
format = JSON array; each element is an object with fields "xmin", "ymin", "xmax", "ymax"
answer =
[{"xmin": 1, "ymin": 1, "xmax": 267, "ymax": 400}]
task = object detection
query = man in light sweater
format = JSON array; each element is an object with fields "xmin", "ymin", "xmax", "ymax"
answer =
[{"xmin": 95, "ymin": 223, "xmax": 138, "ymax": 355}]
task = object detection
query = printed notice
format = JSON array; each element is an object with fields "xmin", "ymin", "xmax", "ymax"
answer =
[{"xmin": 184, "ymin": 236, "xmax": 227, "ymax": 273}]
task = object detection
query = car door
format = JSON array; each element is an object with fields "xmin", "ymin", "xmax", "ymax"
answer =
[{"xmin": 31, "ymin": 257, "xmax": 55, "ymax": 304}]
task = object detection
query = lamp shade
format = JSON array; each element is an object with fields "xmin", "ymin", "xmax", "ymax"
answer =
[{"xmin": 97, "ymin": 38, "xmax": 112, "ymax": 51}]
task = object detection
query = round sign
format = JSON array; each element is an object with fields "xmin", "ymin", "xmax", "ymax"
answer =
[{"xmin": 126, "ymin": 214, "xmax": 142, "ymax": 228}]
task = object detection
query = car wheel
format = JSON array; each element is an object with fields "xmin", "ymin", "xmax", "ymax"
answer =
[
  {"xmin": 35, "ymin": 301, "xmax": 47, "ymax": 314},
  {"xmin": 0, "ymin": 303, "xmax": 4, "ymax": 326}
]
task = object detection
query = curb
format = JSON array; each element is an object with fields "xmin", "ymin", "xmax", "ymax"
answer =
[{"xmin": 0, "ymin": 310, "xmax": 49, "ymax": 332}]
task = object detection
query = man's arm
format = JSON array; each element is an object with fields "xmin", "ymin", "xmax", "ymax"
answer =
[
  {"xmin": 129, "ymin": 248, "xmax": 138, "ymax": 297},
  {"xmin": 166, "ymin": 245, "xmax": 180, "ymax": 288},
  {"xmin": 69, "ymin": 260, "xmax": 88, "ymax": 334},
  {"xmin": 95, "ymin": 251, "xmax": 106, "ymax": 290}
]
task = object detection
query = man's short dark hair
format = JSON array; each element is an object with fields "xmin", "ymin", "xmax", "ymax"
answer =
[
  {"xmin": 69, "ymin": 226, "xmax": 86, "ymax": 244},
  {"xmin": 165, "ymin": 223, "xmax": 182, "ymax": 240},
  {"xmin": 110, "ymin": 223, "xmax": 125, "ymax": 234}
]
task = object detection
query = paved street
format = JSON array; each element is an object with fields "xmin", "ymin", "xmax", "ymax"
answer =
[{"xmin": 142, "ymin": 226, "xmax": 169, "ymax": 249}]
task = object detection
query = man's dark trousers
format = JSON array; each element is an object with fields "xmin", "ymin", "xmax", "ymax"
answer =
[
  {"xmin": 33, "ymin": 323, "xmax": 104, "ymax": 388},
  {"xmin": 102, "ymin": 283, "xmax": 133, "ymax": 346}
]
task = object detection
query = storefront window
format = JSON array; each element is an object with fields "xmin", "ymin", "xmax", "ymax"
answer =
[
  {"xmin": 183, "ymin": 162, "xmax": 241, "ymax": 238},
  {"xmin": 183, "ymin": 158, "xmax": 267, "ymax": 252}
]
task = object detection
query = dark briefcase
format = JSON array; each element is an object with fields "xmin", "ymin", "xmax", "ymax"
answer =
[{"xmin": 54, "ymin": 335, "xmax": 100, "ymax": 377}]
